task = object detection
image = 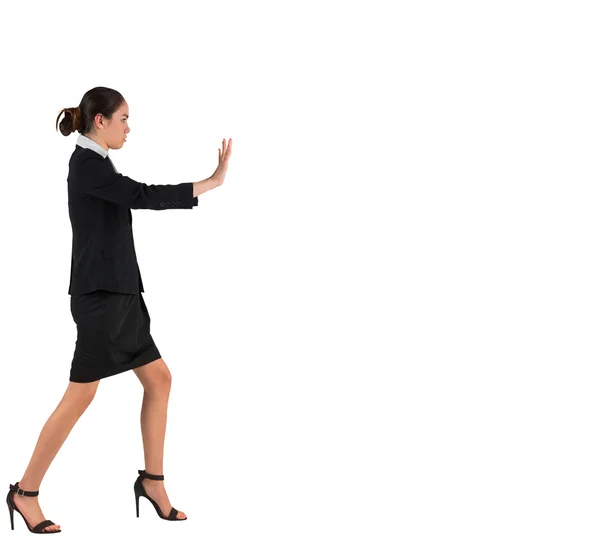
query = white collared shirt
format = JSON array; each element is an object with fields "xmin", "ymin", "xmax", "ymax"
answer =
[{"xmin": 76, "ymin": 134, "xmax": 118, "ymax": 172}]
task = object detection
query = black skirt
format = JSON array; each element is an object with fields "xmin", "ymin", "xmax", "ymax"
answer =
[{"xmin": 69, "ymin": 290, "xmax": 161, "ymax": 383}]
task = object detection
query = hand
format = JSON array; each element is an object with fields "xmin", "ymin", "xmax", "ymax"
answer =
[{"xmin": 211, "ymin": 138, "xmax": 232, "ymax": 187}]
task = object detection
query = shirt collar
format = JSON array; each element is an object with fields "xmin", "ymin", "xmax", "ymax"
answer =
[{"xmin": 76, "ymin": 134, "xmax": 108, "ymax": 158}]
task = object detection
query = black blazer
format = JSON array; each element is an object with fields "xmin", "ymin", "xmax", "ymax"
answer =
[{"xmin": 67, "ymin": 144, "xmax": 198, "ymax": 295}]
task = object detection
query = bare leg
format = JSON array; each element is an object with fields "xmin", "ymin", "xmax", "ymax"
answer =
[
  {"xmin": 133, "ymin": 358, "xmax": 186, "ymax": 519},
  {"xmin": 11, "ymin": 379, "xmax": 100, "ymax": 532}
]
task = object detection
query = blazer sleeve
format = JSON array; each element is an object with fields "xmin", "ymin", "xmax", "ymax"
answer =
[{"xmin": 74, "ymin": 153, "xmax": 199, "ymax": 209}]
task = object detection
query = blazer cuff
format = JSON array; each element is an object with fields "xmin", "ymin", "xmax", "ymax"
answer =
[{"xmin": 190, "ymin": 183, "xmax": 198, "ymax": 207}]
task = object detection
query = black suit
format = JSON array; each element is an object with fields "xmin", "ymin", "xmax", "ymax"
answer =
[{"xmin": 67, "ymin": 145, "xmax": 198, "ymax": 295}]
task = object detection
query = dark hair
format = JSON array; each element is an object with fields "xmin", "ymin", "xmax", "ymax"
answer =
[{"xmin": 55, "ymin": 86, "xmax": 125, "ymax": 137}]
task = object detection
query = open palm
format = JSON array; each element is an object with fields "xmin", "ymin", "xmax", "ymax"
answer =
[{"xmin": 211, "ymin": 138, "xmax": 232, "ymax": 186}]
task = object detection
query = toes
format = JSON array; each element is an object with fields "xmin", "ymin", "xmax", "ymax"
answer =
[{"xmin": 178, "ymin": 511, "xmax": 186, "ymax": 519}]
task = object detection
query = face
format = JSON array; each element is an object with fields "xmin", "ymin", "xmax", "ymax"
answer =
[{"xmin": 91, "ymin": 101, "xmax": 130, "ymax": 150}]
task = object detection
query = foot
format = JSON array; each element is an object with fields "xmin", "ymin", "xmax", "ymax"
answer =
[
  {"xmin": 140, "ymin": 477, "xmax": 186, "ymax": 520},
  {"xmin": 10, "ymin": 488, "xmax": 61, "ymax": 533}
]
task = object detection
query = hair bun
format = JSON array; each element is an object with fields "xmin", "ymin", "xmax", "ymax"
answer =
[
  {"xmin": 70, "ymin": 107, "xmax": 81, "ymax": 132},
  {"xmin": 55, "ymin": 106, "xmax": 82, "ymax": 136}
]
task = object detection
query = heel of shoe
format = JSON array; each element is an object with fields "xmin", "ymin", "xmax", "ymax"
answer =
[
  {"xmin": 6, "ymin": 495, "xmax": 14, "ymax": 531},
  {"xmin": 134, "ymin": 480, "xmax": 141, "ymax": 518}
]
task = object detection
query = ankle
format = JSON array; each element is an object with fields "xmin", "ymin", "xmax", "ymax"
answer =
[
  {"xmin": 142, "ymin": 477, "xmax": 163, "ymax": 484},
  {"xmin": 16, "ymin": 479, "xmax": 40, "ymax": 493}
]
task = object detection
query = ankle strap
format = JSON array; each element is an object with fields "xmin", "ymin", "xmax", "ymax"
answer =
[
  {"xmin": 138, "ymin": 469, "xmax": 164, "ymax": 481},
  {"xmin": 9, "ymin": 482, "xmax": 39, "ymax": 497}
]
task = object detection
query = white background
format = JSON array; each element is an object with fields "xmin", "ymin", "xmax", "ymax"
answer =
[{"xmin": 0, "ymin": 1, "xmax": 597, "ymax": 538}]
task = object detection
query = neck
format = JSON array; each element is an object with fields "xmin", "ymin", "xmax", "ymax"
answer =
[{"xmin": 84, "ymin": 133, "xmax": 108, "ymax": 151}]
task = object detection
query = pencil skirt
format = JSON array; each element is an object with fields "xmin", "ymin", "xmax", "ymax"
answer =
[{"xmin": 69, "ymin": 289, "xmax": 161, "ymax": 383}]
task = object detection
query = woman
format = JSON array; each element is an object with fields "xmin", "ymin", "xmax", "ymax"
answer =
[{"xmin": 6, "ymin": 86, "xmax": 232, "ymax": 534}]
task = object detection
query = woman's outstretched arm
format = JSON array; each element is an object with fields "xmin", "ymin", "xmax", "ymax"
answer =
[{"xmin": 73, "ymin": 152, "xmax": 200, "ymax": 210}]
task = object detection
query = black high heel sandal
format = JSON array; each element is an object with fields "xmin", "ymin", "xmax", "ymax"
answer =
[
  {"xmin": 6, "ymin": 482, "xmax": 61, "ymax": 534},
  {"xmin": 134, "ymin": 470, "xmax": 187, "ymax": 521}
]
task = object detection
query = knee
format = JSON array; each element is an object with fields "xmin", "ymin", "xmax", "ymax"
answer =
[
  {"xmin": 78, "ymin": 392, "xmax": 96, "ymax": 413},
  {"xmin": 144, "ymin": 362, "xmax": 172, "ymax": 394},
  {"xmin": 79, "ymin": 383, "xmax": 99, "ymax": 407},
  {"xmin": 63, "ymin": 380, "xmax": 99, "ymax": 413},
  {"xmin": 157, "ymin": 365, "xmax": 172, "ymax": 389}
]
